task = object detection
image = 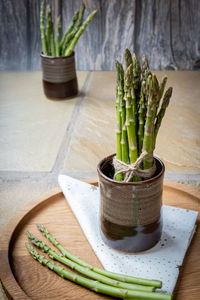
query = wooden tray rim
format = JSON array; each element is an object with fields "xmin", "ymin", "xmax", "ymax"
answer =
[{"xmin": 0, "ymin": 179, "xmax": 199, "ymax": 300}]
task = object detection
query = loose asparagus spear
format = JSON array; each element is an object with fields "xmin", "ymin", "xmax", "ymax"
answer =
[
  {"xmin": 65, "ymin": 10, "xmax": 98, "ymax": 56},
  {"xmin": 27, "ymin": 231, "xmax": 154, "ymax": 292},
  {"xmin": 37, "ymin": 224, "xmax": 162, "ymax": 288},
  {"xmin": 55, "ymin": 15, "xmax": 61, "ymax": 56},
  {"xmin": 26, "ymin": 243, "xmax": 172, "ymax": 299}
]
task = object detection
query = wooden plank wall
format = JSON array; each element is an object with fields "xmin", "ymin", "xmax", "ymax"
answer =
[{"xmin": 0, "ymin": 0, "xmax": 200, "ymax": 71}]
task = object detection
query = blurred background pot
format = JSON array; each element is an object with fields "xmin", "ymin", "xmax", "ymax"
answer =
[
  {"xmin": 41, "ymin": 52, "xmax": 78, "ymax": 100},
  {"xmin": 97, "ymin": 154, "xmax": 165, "ymax": 253}
]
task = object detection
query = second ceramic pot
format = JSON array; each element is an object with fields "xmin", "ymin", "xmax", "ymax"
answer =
[
  {"xmin": 97, "ymin": 154, "xmax": 164, "ymax": 253},
  {"xmin": 41, "ymin": 52, "xmax": 78, "ymax": 99}
]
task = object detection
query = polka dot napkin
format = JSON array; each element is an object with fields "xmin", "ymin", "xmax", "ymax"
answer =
[{"xmin": 58, "ymin": 175, "xmax": 198, "ymax": 293}]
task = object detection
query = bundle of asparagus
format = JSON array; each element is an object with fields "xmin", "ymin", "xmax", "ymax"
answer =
[
  {"xmin": 40, "ymin": 1, "xmax": 97, "ymax": 57},
  {"xmin": 114, "ymin": 49, "xmax": 172, "ymax": 182},
  {"xmin": 25, "ymin": 224, "xmax": 173, "ymax": 299}
]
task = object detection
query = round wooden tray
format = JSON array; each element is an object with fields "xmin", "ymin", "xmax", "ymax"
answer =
[{"xmin": 0, "ymin": 179, "xmax": 199, "ymax": 300}]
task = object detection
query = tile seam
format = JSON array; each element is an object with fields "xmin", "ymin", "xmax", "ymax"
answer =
[
  {"xmin": 0, "ymin": 171, "xmax": 200, "ymax": 182},
  {"xmin": 51, "ymin": 71, "xmax": 93, "ymax": 174}
]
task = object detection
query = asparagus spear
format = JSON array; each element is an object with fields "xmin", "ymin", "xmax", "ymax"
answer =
[
  {"xmin": 65, "ymin": 10, "xmax": 98, "ymax": 56},
  {"xmin": 159, "ymin": 76, "xmax": 168, "ymax": 102},
  {"xmin": 26, "ymin": 243, "xmax": 172, "ymax": 299},
  {"xmin": 154, "ymin": 87, "xmax": 173, "ymax": 144},
  {"xmin": 37, "ymin": 224, "xmax": 162, "ymax": 288},
  {"xmin": 27, "ymin": 231, "xmax": 154, "ymax": 292},
  {"xmin": 59, "ymin": 10, "xmax": 79, "ymax": 52},
  {"xmin": 142, "ymin": 75, "xmax": 155, "ymax": 169},
  {"xmin": 124, "ymin": 64, "xmax": 138, "ymax": 165},
  {"xmin": 138, "ymin": 80, "xmax": 146, "ymax": 155},
  {"xmin": 115, "ymin": 61, "xmax": 123, "ymax": 181},
  {"xmin": 55, "ymin": 15, "xmax": 61, "ymax": 56},
  {"xmin": 141, "ymin": 55, "xmax": 149, "ymax": 80},
  {"xmin": 40, "ymin": 0, "xmax": 47, "ymax": 55},
  {"xmin": 45, "ymin": 4, "xmax": 52, "ymax": 55},
  {"xmin": 132, "ymin": 53, "xmax": 141, "ymax": 102},
  {"xmin": 50, "ymin": 30, "xmax": 56, "ymax": 56},
  {"xmin": 118, "ymin": 65, "xmax": 129, "ymax": 166},
  {"xmin": 77, "ymin": 2, "xmax": 86, "ymax": 27},
  {"xmin": 62, "ymin": 4, "xmax": 86, "ymax": 55},
  {"xmin": 125, "ymin": 48, "xmax": 133, "ymax": 70}
]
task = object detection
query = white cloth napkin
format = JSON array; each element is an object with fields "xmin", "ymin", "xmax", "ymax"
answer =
[{"xmin": 58, "ymin": 175, "xmax": 198, "ymax": 293}]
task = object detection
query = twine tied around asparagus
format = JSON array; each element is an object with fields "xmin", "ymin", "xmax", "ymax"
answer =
[{"xmin": 113, "ymin": 151, "xmax": 156, "ymax": 182}]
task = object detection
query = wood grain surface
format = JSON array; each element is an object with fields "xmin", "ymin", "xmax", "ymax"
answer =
[
  {"xmin": 0, "ymin": 180, "xmax": 199, "ymax": 300},
  {"xmin": 0, "ymin": 0, "xmax": 200, "ymax": 71}
]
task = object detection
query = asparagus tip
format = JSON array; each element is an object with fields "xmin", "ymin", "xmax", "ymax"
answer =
[{"xmin": 36, "ymin": 223, "xmax": 44, "ymax": 231}]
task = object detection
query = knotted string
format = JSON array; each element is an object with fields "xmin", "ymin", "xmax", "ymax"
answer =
[{"xmin": 113, "ymin": 151, "xmax": 156, "ymax": 182}]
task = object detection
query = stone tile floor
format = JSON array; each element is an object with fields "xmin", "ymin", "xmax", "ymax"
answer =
[{"xmin": 0, "ymin": 70, "xmax": 200, "ymax": 299}]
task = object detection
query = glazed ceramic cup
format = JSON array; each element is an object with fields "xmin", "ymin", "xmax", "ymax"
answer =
[
  {"xmin": 40, "ymin": 52, "xmax": 78, "ymax": 99},
  {"xmin": 97, "ymin": 154, "xmax": 165, "ymax": 253}
]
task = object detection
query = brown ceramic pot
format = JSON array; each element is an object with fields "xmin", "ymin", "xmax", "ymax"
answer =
[
  {"xmin": 40, "ymin": 52, "xmax": 78, "ymax": 100},
  {"xmin": 97, "ymin": 154, "xmax": 165, "ymax": 253}
]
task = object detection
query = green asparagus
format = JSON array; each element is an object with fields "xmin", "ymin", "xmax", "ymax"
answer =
[
  {"xmin": 40, "ymin": 2, "xmax": 97, "ymax": 57},
  {"xmin": 27, "ymin": 231, "xmax": 154, "ymax": 292},
  {"xmin": 40, "ymin": 0, "xmax": 47, "ymax": 55},
  {"xmin": 115, "ymin": 60, "xmax": 123, "ymax": 181},
  {"xmin": 59, "ymin": 10, "xmax": 79, "ymax": 52},
  {"xmin": 37, "ymin": 224, "xmax": 162, "ymax": 288},
  {"xmin": 114, "ymin": 50, "xmax": 172, "ymax": 181},
  {"xmin": 55, "ymin": 15, "xmax": 61, "ymax": 56},
  {"xmin": 26, "ymin": 243, "xmax": 172, "ymax": 299},
  {"xmin": 65, "ymin": 10, "xmax": 97, "ymax": 56}
]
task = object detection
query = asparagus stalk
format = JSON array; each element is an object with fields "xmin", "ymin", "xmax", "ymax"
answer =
[
  {"xmin": 142, "ymin": 75, "xmax": 155, "ymax": 169},
  {"xmin": 59, "ymin": 10, "xmax": 79, "ymax": 52},
  {"xmin": 119, "ymin": 66, "xmax": 129, "ymax": 166},
  {"xmin": 125, "ymin": 48, "xmax": 133, "ymax": 70},
  {"xmin": 132, "ymin": 53, "xmax": 141, "ymax": 102},
  {"xmin": 159, "ymin": 76, "xmax": 168, "ymax": 102},
  {"xmin": 37, "ymin": 224, "xmax": 162, "ymax": 288},
  {"xmin": 27, "ymin": 231, "xmax": 154, "ymax": 292},
  {"xmin": 77, "ymin": 2, "xmax": 86, "ymax": 27},
  {"xmin": 50, "ymin": 30, "xmax": 56, "ymax": 56},
  {"xmin": 40, "ymin": 0, "xmax": 47, "ymax": 55},
  {"xmin": 138, "ymin": 80, "xmax": 146, "ymax": 155},
  {"xmin": 141, "ymin": 55, "xmax": 149, "ymax": 80},
  {"xmin": 124, "ymin": 64, "xmax": 138, "ymax": 165},
  {"xmin": 62, "ymin": 4, "xmax": 86, "ymax": 55},
  {"xmin": 45, "ymin": 4, "xmax": 52, "ymax": 55},
  {"xmin": 65, "ymin": 10, "xmax": 98, "ymax": 57},
  {"xmin": 154, "ymin": 87, "xmax": 173, "ymax": 144},
  {"xmin": 26, "ymin": 243, "xmax": 172, "ymax": 299},
  {"xmin": 55, "ymin": 15, "xmax": 61, "ymax": 56},
  {"xmin": 115, "ymin": 61, "xmax": 123, "ymax": 181},
  {"xmin": 152, "ymin": 74, "xmax": 160, "ymax": 121}
]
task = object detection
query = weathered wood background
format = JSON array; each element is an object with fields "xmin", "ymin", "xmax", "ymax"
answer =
[{"xmin": 0, "ymin": 0, "xmax": 200, "ymax": 71}]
